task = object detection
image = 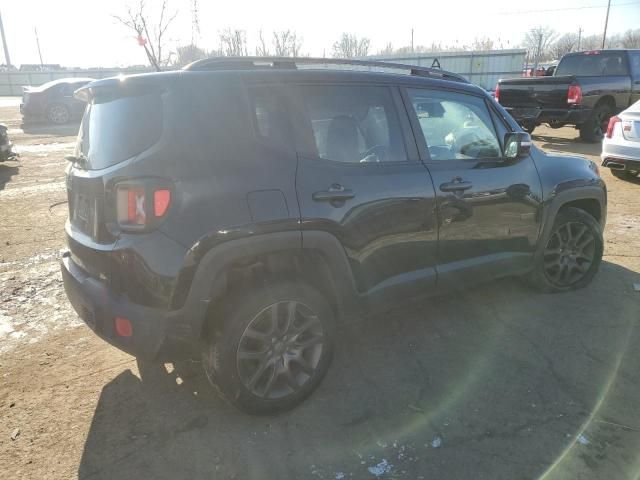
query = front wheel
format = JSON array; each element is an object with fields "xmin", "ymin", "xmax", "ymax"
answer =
[
  {"xmin": 528, "ymin": 207, "xmax": 603, "ymax": 293},
  {"xmin": 202, "ymin": 281, "xmax": 335, "ymax": 415}
]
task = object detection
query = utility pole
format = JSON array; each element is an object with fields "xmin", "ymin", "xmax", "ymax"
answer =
[
  {"xmin": 577, "ymin": 27, "xmax": 582, "ymax": 51},
  {"xmin": 602, "ymin": 0, "xmax": 611, "ymax": 49},
  {"xmin": 0, "ymin": 9, "xmax": 11, "ymax": 66},
  {"xmin": 411, "ymin": 28, "xmax": 414, "ymax": 54},
  {"xmin": 34, "ymin": 28, "xmax": 44, "ymax": 68}
]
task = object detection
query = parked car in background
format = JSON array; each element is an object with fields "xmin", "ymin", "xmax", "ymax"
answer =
[
  {"xmin": 601, "ymin": 100, "xmax": 640, "ymax": 180},
  {"xmin": 61, "ymin": 58, "xmax": 606, "ymax": 415},
  {"xmin": 20, "ymin": 77, "xmax": 94, "ymax": 125},
  {"xmin": 497, "ymin": 49, "xmax": 640, "ymax": 141}
]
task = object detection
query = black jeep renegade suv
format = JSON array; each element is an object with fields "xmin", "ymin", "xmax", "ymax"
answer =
[{"xmin": 61, "ymin": 58, "xmax": 606, "ymax": 414}]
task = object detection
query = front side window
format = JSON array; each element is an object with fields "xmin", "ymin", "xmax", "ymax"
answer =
[
  {"xmin": 406, "ymin": 89, "xmax": 501, "ymax": 161},
  {"xmin": 299, "ymin": 85, "xmax": 407, "ymax": 163}
]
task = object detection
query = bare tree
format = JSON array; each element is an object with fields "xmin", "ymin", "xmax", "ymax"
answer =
[
  {"xmin": 219, "ymin": 29, "xmax": 248, "ymax": 57},
  {"xmin": 621, "ymin": 29, "xmax": 640, "ymax": 48},
  {"xmin": 272, "ymin": 30, "xmax": 303, "ymax": 57},
  {"xmin": 114, "ymin": 0, "xmax": 178, "ymax": 71},
  {"xmin": 377, "ymin": 42, "xmax": 394, "ymax": 56},
  {"xmin": 549, "ymin": 33, "xmax": 579, "ymax": 60},
  {"xmin": 332, "ymin": 33, "xmax": 370, "ymax": 58},
  {"xmin": 522, "ymin": 26, "xmax": 557, "ymax": 66},
  {"xmin": 471, "ymin": 37, "xmax": 494, "ymax": 51},
  {"xmin": 579, "ymin": 34, "xmax": 601, "ymax": 51},
  {"xmin": 256, "ymin": 30, "xmax": 270, "ymax": 56},
  {"xmin": 174, "ymin": 44, "xmax": 207, "ymax": 67}
]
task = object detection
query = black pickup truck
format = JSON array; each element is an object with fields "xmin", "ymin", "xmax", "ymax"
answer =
[{"xmin": 496, "ymin": 49, "xmax": 640, "ymax": 142}]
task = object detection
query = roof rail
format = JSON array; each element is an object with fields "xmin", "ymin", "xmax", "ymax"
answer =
[{"xmin": 183, "ymin": 56, "xmax": 469, "ymax": 83}]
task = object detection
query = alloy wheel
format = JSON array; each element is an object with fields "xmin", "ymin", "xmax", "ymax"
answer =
[
  {"xmin": 236, "ymin": 300, "xmax": 325, "ymax": 399},
  {"xmin": 543, "ymin": 221, "xmax": 596, "ymax": 287},
  {"xmin": 48, "ymin": 105, "xmax": 69, "ymax": 124}
]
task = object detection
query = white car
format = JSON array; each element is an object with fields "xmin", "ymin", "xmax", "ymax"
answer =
[{"xmin": 602, "ymin": 100, "xmax": 640, "ymax": 180}]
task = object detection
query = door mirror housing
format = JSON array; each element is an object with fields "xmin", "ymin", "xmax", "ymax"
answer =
[{"xmin": 504, "ymin": 132, "xmax": 532, "ymax": 159}]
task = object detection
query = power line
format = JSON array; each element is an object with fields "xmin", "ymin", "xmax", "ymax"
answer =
[{"xmin": 497, "ymin": 1, "xmax": 639, "ymax": 15}]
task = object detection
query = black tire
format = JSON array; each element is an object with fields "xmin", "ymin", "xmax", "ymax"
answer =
[
  {"xmin": 528, "ymin": 207, "xmax": 603, "ymax": 293},
  {"xmin": 45, "ymin": 103, "xmax": 70, "ymax": 125},
  {"xmin": 579, "ymin": 103, "xmax": 612, "ymax": 143},
  {"xmin": 202, "ymin": 281, "xmax": 335, "ymax": 415},
  {"xmin": 611, "ymin": 169, "xmax": 640, "ymax": 180},
  {"xmin": 521, "ymin": 122, "xmax": 536, "ymax": 134}
]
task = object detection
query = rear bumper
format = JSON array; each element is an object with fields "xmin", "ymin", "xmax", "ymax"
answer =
[
  {"xmin": 61, "ymin": 253, "xmax": 201, "ymax": 360},
  {"xmin": 601, "ymin": 139, "xmax": 640, "ymax": 171},
  {"xmin": 505, "ymin": 106, "xmax": 591, "ymax": 126}
]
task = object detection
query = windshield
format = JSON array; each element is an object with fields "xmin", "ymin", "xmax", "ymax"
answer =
[
  {"xmin": 76, "ymin": 92, "xmax": 163, "ymax": 170},
  {"xmin": 555, "ymin": 51, "xmax": 629, "ymax": 76}
]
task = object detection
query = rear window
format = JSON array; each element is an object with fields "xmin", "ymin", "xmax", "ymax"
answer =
[
  {"xmin": 555, "ymin": 52, "xmax": 629, "ymax": 76},
  {"xmin": 77, "ymin": 92, "xmax": 163, "ymax": 170}
]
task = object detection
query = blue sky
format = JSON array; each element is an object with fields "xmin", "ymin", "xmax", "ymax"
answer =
[{"xmin": 1, "ymin": 0, "xmax": 639, "ymax": 67}]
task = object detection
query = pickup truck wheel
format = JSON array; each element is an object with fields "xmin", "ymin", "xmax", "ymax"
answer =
[
  {"xmin": 529, "ymin": 207, "xmax": 603, "ymax": 293},
  {"xmin": 579, "ymin": 104, "xmax": 612, "ymax": 143},
  {"xmin": 202, "ymin": 281, "xmax": 335, "ymax": 415},
  {"xmin": 521, "ymin": 122, "xmax": 536, "ymax": 134}
]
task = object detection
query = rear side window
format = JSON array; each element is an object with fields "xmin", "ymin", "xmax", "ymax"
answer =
[
  {"xmin": 298, "ymin": 85, "xmax": 407, "ymax": 163},
  {"xmin": 555, "ymin": 52, "xmax": 629, "ymax": 76},
  {"xmin": 78, "ymin": 92, "xmax": 163, "ymax": 170}
]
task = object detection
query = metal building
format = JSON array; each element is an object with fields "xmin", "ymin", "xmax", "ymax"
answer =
[{"xmin": 368, "ymin": 49, "xmax": 527, "ymax": 90}]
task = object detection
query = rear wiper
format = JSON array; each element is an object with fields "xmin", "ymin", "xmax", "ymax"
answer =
[{"xmin": 65, "ymin": 153, "xmax": 87, "ymax": 167}]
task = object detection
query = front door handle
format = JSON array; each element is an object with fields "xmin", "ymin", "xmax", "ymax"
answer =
[
  {"xmin": 440, "ymin": 178, "xmax": 473, "ymax": 192},
  {"xmin": 313, "ymin": 184, "xmax": 355, "ymax": 202}
]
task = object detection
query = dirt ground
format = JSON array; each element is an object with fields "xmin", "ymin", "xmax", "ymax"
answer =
[{"xmin": 1, "ymin": 97, "xmax": 639, "ymax": 480}]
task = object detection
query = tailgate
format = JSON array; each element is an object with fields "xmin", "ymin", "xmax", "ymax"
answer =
[
  {"xmin": 499, "ymin": 76, "xmax": 574, "ymax": 109},
  {"xmin": 66, "ymin": 165, "xmax": 116, "ymax": 282}
]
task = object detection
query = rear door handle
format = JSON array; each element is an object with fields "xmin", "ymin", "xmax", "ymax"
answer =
[
  {"xmin": 440, "ymin": 179, "xmax": 473, "ymax": 192},
  {"xmin": 312, "ymin": 184, "xmax": 355, "ymax": 202}
]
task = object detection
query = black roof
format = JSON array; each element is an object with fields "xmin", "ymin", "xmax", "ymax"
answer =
[{"xmin": 77, "ymin": 57, "xmax": 488, "ymax": 101}]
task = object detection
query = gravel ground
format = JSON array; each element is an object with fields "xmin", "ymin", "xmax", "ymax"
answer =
[{"xmin": 1, "ymin": 99, "xmax": 639, "ymax": 480}]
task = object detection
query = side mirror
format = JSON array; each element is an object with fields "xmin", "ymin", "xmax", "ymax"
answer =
[{"xmin": 504, "ymin": 132, "xmax": 532, "ymax": 159}]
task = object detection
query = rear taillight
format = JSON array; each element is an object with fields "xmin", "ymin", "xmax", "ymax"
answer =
[
  {"xmin": 567, "ymin": 85, "xmax": 582, "ymax": 105},
  {"xmin": 116, "ymin": 181, "xmax": 172, "ymax": 231},
  {"xmin": 494, "ymin": 84, "xmax": 500, "ymax": 103},
  {"xmin": 606, "ymin": 116, "xmax": 621, "ymax": 138}
]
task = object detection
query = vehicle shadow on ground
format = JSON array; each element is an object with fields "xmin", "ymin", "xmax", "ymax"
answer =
[
  {"xmin": 0, "ymin": 163, "xmax": 19, "ymax": 191},
  {"xmin": 534, "ymin": 134, "xmax": 601, "ymax": 157},
  {"xmin": 20, "ymin": 122, "xmax": 80, "ymax": 137},
  {"xmin": 78, "ymin": 261, "xmax": 640, "ymax": 480}
]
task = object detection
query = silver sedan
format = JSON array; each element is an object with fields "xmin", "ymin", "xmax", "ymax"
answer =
[{"xmin": 601, "ymin": 100, "xmax": 640, "ymax": 180}]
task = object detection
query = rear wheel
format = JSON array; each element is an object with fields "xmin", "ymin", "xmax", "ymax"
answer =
[
  {"xmin": 202, "ymin": 281, "xmax": 335, "ymax": 415},
  {"xmin": 579, "ymin": 103, "xmax": 612, "ymax": 143},
  {"xmin": 528, "ymin": 207, "xmax": 603, "ymax": 293},
  {"xmin": 521, "ymin": 122, "xmax": 536, "ymax": 134},
  {"xmin": 45, "ymin": 103, "xmax": 70, "ymax": 125}
]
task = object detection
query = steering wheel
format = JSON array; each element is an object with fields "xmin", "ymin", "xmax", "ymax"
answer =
[{"xmin": 360, "ymin": 145, "xmax": 388, "ymax": 163}]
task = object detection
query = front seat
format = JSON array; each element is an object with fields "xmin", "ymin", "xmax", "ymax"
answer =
[{"xmin": 326, "ymin": 115, "xmax": 360, "ymax": 162}]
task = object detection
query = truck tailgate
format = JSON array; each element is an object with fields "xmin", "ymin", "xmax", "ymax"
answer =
[{"xmin": 499, "ymin": 76, "xmax": 574, "ymax": 109}]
